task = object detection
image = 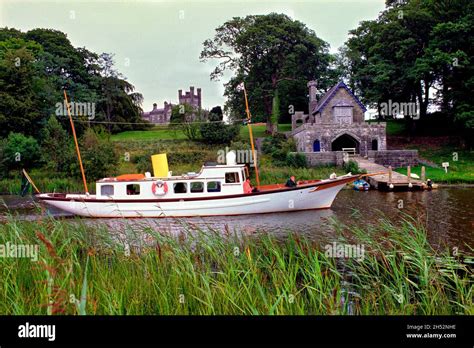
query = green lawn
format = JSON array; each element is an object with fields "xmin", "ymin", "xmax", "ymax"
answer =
[
  {"xmin": 111, "ymin": 124, "xmax": 293, "ymax": 142},
  {"xmin": 239, "ymin": 123, "xmax": 292, "ymax": 139},
  {"xmin": 395, "ymin": 147, "xmax": 474, "ymax": 183},
  {"xmin": 367, "ymin": 119, "xmax": 406, "ymax": 136},
  {"xmin": 111, "ymin": 127, "xmax": 187, "ymax": 141}
]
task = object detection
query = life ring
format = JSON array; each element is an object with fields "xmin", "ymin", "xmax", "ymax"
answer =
[{"xmin": 152, "ymin": 181, "xmax": 168, "ymax": 195}]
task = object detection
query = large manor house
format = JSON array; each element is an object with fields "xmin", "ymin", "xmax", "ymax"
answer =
[{"xmin": 142, "ymin": 86, "xmax": 202, "ymax": 124}]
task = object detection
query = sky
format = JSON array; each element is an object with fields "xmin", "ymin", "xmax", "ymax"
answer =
[{"xmin": 0, "ymin": 0, "xmax": 386, "ymax": 111}]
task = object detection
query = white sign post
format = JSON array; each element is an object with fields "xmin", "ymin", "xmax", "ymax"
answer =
[{"xmin": 442, "ymin": 162, "xmax": 449, "ymax": 173}]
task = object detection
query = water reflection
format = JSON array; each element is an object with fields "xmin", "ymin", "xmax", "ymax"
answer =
[{"xmin": 1, "ymin": 188, "xmax": 473, "ymax": 251}]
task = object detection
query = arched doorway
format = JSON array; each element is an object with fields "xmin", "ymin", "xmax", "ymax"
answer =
[
  {"xmin": 371, "ymin": 139, "xmax": 378, "ymax": 151},
  {"xmin": 331, "ymin": 133, "xmax": 360, "ymax": 153},
  {"xmin": 313, "ymin": 139, "xmax": 321, "ymax": 152}
]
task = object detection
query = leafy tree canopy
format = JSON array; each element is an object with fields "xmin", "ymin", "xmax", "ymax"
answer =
[
  {"xmin": 200, "ymin": 13, "xmax": 336, "ymax": 132},
  {"xmin": 341, "ymin": 0, "xmax": 473, "ymax": 139},
  {"xmin": 0, "ymin": 27, "xmax": 146, "ymax": 138}
]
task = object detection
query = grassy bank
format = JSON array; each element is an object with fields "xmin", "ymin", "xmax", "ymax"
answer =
[
  {"xmin": 110, "ymin": 127, "xmax": 188, "ymax": 141},
  {"xmin": 110, "ymin": 124, "xmax": 292, "ymax": 142},
  {"xmin": 0, "ymin": 169, "xmax": 91, "ymax": 195},
  {"xmin": 367, "ymin": 119, "xmax": 407, "ymax": 136},
  {"xmin": 395, "ymin": 147, "xmax": 474, "ymax": 184},
  {"xmin": 0, "ymin": 214, "xmax": 471, "ymax": 315}
]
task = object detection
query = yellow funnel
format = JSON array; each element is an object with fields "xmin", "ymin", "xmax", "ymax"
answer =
[{"xmin": 151, "ymin": 154, "xmax": 169, "ymax": 178}]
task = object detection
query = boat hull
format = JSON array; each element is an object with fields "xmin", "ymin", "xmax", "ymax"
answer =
[{"xmin": 37, "ymin": 176, "xmax": 355, "ymax": 218}]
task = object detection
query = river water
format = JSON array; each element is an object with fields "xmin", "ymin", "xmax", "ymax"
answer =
[{"xmin": 1, "ymin": 188, "xmax": 473, "ymax": 252}]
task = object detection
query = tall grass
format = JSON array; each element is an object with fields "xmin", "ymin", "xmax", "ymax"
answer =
[
  {"xmin": 334, "ymin": 215, "xmax": 473, "ymax": 315},
  {"xmin": 0, "ymin": 177, "xmax": 90, "ymax": 195},
  {"xmin": 0, "ymin": 212, "xmax": 471, "ymax": 315}
]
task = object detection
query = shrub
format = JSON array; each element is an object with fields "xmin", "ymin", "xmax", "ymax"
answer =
[
  {"xmin": 40, "ymin": 116, "xmax": 76, "ymax": 175},
  {"xmin": 133, "ymin": 150, "xmax": 206, "ymax": 174},
  {"xmin": 262, "ymin": 134, "xmax": 297, "ymax": 166},
  {"xmin": 343, "ymin": 159, "xmax": 366, "ymax": 174},
  {"xmin": 0, "ymin": 138, "xmax": 6, "ymax": 176},
  {"xmin": 286, "ymin": 153, "xmax": 307, "ymax": 168},
  {"xmin": 76, "ymin": 129, "xmax": 119, "ymax": 181},
  {"xmin": 200, "ymin": 107, "xmax": 239, "ymax": 144},
  {"xmin": 135, "ymin": 156, "xmax": 152, "ymax": 174},
  {"xmin": 170, "ymin": 103, "xmax": 204, "ymax": 140},
  {"xmin": 1, "ymin": 132, "xmax": 41, "ymax": 174}
]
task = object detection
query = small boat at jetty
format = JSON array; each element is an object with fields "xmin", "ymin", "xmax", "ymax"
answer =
[{"xmin": 353, "ymin": 179, "xmax": 370, "ymax": 191}]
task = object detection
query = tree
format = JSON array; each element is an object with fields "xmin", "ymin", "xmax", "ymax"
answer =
[
  {"xmin": 342, "ymin": 0, "xmax": 474, "ymax": 139},
  {"xmin": 170, "ymin": 103, "xmax": 204, "ymax": 140},
  {"xmin": 270, "ymin": 90, "xmax": 280, "ymax": 135},
  {"xmin": 0, "ymin": 38, "xmax": 45, "ymax": 137},
  {"xmin": 96, "ymin": 53, "xmax": 145, "ymax": 133},
  {"xmin": 78, "ymin": 129, "xmax": 119, "ymax": 181},
  {"xmin": 200, "ymin": 13, "xmax": 335, "ymax": 133},
  {"xmin": 1, "ymin": 132, "xmax": 40, "ymax": 173},
  {"xmin": 40, "ymin": 115, "xmax": 75, "ymax": 175},
  {"xmin": 0, "ymin": 27, "xmax": 146, "ymax": 139},
  {"xmin": 200, "ymin": 106, "xmax": 239, "ymax": 144}
]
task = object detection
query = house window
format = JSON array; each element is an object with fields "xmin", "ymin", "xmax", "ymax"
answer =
[
  {"xmin": 173, "ymin": 182, "xmax": 188, "ymax": 194},
  {"xmin": 126, "ymin": 184, "xmax": 140, "ymax": 195},
  {"xmin": 225, "ymin": 172, "xmax": 240, "ymax": 183},
  {"xmin": 334, "ymin": 107, "xmax": 353, "ymax": 124},
  {"xmin": 190, "ymin": 182, "xmax": 204, "ymax": 193},
  {"xmin": 207, "ymin": 181, "xmax": 221, "ymax": 192},
  {"xmin": 101, "ymin": 185, "xmax": 114, "ymax": 196}
]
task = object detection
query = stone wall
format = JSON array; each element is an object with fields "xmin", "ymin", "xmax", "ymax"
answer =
[
  {"xmin": 368, "ymin": 150, "xmax": 419, "ymax": 168},
  {"xmin": 301, "ymin": 150, "xmax": 419, "ymax": 169},
  {"xmin": 299, "ymin": 151, "xmax": 347, "ymax": 167},
  {"xmin": 291, "ymin": 123, "xmax": 387, "ymax": 156}
]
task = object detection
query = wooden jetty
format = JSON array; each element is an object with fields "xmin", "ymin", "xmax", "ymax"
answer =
[{"xmin": 353, "ymin": 157, "xmax": 427, "ymax": 191}]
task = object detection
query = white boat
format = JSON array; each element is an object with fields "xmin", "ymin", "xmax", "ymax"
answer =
[
  {"xmin": 36, "ymin": 155, "xmax": 358, "ymax": 218},
  {"xmin": 35, "ymin": 89, "xmax": 358, "ymax": 218}
]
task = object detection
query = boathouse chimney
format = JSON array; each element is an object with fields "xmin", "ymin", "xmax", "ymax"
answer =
[{"xmin": 307, "ymin": 80, "xmax": 318, "ymax": 113}]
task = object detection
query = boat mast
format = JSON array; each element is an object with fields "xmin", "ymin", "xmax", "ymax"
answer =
[
  {"xmin": 63, "ymin": 90, "xmax": 89, "ymax": 194},
  {"xmin": 241, "ymin": 82, "xmax": 260, "ymax": 188}
]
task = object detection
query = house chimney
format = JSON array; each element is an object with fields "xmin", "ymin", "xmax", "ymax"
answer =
[
  {"xmin": 307, "ymin": 80, "xmax": 318, "ymax": 113},
  {"xmin": 152, "ymin": 103, "xmax": 157, "ymax": 110}
]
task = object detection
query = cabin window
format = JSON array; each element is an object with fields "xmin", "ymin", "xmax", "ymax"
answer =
[
  {"xmin": 126, "ymin": 184, "xmax": 140, "ymax": 195},
  {"xmin": 190, "ymin": 182, "xmax": 204, "ymax": 193},
  {"xmin": 225, "ymin": 172, "xmax": 240, "ymax": 183},
  {"xmin": 101, "ymin": 185, "xmax": 114, "ymax": 196},
  {"xmin": 173, "ymin": 182, "xmax": 188, "ymax": 194},
  {"xmin": 207, "ymin": 181, "xmax": 221, "ymax": 192}
]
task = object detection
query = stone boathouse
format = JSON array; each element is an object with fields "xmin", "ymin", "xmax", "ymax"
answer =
[
  {"xmin": 292, "ymin": 80, "xmax": 386, "ymax": 155},
  {"xmin": 290, "ymin": 81, "xmax": 418, "ymax": 169}
]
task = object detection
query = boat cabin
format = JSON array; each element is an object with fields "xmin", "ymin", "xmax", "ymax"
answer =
[{"xmin": 96, "ymin": 164, "xmax": 249, "ymax": 200}]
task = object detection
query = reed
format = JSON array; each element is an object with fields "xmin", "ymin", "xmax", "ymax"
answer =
[{"xmin": 0, "ymin": 212, "xmax": 471, "ymax": 315}]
